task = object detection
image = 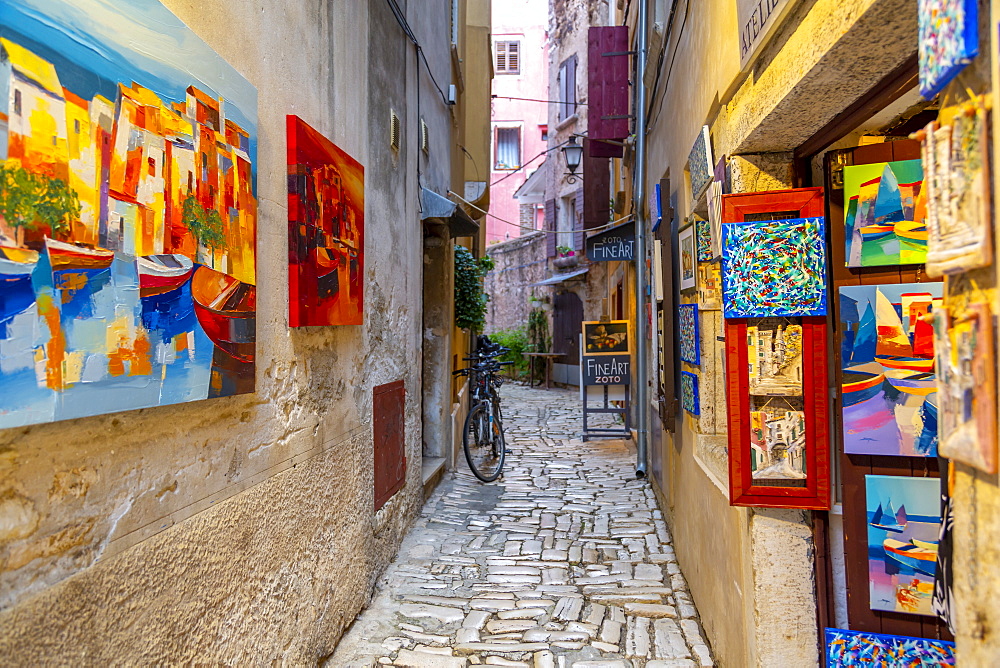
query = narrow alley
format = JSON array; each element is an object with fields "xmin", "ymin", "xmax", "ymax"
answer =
[{"xmin": 333, "ymin": 384, "xmax": 712, "ymax": 668}]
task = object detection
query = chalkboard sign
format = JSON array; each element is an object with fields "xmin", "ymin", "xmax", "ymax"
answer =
[
  {"xmin": 586, "ymin": 222, "xmax": 635, "ymax": 262},
  {"xmin": 582, "ymin": 354, "xmax": 632, "ymax": 385}
]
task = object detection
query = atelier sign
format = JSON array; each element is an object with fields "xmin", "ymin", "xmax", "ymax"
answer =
[
  {"xmin": 738, "ymin": 0, "xmax": 796, "ymax": 68},
  {"xmin": 582, "ymin": 354, "xmax": 632, "ymax": 386},
  {"xmin": 586, "ymin": 222, "xmax": 635, "ymax": 262},
  {"xmin": 582, "ymin": 320, "xmax": 631, "ymax": 385}
]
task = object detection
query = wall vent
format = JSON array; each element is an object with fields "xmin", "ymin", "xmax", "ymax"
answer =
[
  {"xmin": 390, "ymin": 110, "xmax": 401, "ymax": 151},
  {"xmin": 420, "ymin": 119, "xmax": 430, "ymax": 154}
]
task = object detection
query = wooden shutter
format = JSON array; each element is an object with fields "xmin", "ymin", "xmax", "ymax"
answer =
[
  {"xmin": 655, "ymin": 178, "xmax": 676, "ymax": 432},
  {"xmin": 588, "ymin": 26, "xmax": 629, "ymax": 142},
  {"xmin": 574, "ymin": 188, "xmax": 585, "ymax": 251},
  {"xmin": 568, "ymin": 55, "xmax": 577, "ymax": 116},
  {"xmin": 373, "ymin": 380, "xmax": 406, "ymax": 511},
  {"xmin": 507, "ymin": 42, "xmax": 519, "ymax": 74},
  {"xmin": 495, "ymin": 41, "xmax": 507, "ymax": 73},
  {"xmin": 583, "ymin": 139, "xmax": 611, "ymax": 228},
  {"xmin": 545, "ymin": 199, "xmax": 557, "ymax": 257}
]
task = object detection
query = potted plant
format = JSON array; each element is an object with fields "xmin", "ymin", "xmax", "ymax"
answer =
[{"xmin": 553, "ymin": 245, "xmax": 579, "ymax": 269}]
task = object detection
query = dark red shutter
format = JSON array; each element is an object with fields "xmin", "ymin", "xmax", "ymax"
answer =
[
  {"xmin": 583, "ymin": 140, "xmax": 611, "ymax": 229},
  {"xmin": 545, "ymin": 199, "xmax": 557, "ymax": 257},
  {"xmin": 373, "ymin": 380, "xmax": 406, "ymax": 511},
  {"xmin": 588, "ymin": 26, "xmax": 629, "ymax": 143},
  {"xmin": 574, "ymin": 188, "xmax": 585, "ymax": 251}
]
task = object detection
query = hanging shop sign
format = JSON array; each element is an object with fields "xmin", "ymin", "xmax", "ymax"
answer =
[
  {"xmin": 738, "ymin": 0, "xmax": 798, "ymax": 69},
  {"xmin": 586, "ymin": 222, "xmax": 635, "ymax": 262},
  {"xmin": 581, "ymin": 320, "xmax": 631, "ymax": 385}
]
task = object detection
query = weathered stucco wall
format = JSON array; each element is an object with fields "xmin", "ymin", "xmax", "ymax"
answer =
[{"xmin": 0, "ymin": 0, "xmax": 444, "ymax": 661}]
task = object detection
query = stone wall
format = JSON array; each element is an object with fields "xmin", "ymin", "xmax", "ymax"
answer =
[{"xmin": 484, "ymin": 231, "xmax": 547, "ymax": 334}]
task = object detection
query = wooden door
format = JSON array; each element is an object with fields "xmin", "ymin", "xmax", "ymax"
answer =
[{"xmin": 553, "ymin": 291, "xmax": 584, "ymax": 364}]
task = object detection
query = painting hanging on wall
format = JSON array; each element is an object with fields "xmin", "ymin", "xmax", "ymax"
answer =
[
  {"xmin": 706, "ymin": 157, "xmax": 726, "ymax": 259},
  {"xmin": 678, "ymin": 223, "xmax": 696, "ymax": 291},
  {"xmin": 697, "ymin": 262, "xmax": 722, "ymax": 310},
  {"xmin": 747, "ymin": 323, "xmax": 802, "ymax": 396},
  {"xmin": 922, "ymin": 106, "xmax": 992, "ymax": 277},
  {"xmin": 750, "ymin": 409, "xmax": 806, "ymax": 480},
  {"xmin": 0, "ymin": 0, "xmax": 258, "ymax": 429},
  {"xmin": 695, "ymin": 217, "xmax": 712, "ymax": 262},
  {"xmin": 934, "ymin": 303, "xmax": 997, "ymax": 473},
  {"xmin": 678, "ymin": 303, "xmax": 700, "ymax": 365},
  {"xmin": 918, "ymin": 0, "xmax": 979, "ymax": 99},
  {"xmin": 680, "ymin": 370, "xmax": 699, "ymax": 415},
  {"xmin": 839, "ymin": 283, "xmax": 943, "ymax": 457},
  {"xmin": 865, "ymin": 475, "xmax": 942, "ymax": 616},
  {"xmin": 844, "ymin": 160, "xmax": 927, "ymax": 267},
  {"xmin": 287, "ymin": 116, "xmax": 364, "ymax": 327},
  {"xmin": 721, "ymin": 217, "xmax": 827, "ymax": 319},
  {"xmin": 687, "ymin": 125, "xmax": 712, "ymax": 202},
  {"xmin": 825, "ymin": 628, "xmax": 955, "ymax": 666}
]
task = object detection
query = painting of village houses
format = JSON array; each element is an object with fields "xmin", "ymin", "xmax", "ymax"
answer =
[{"xmin": 0, "ymin": 0, "xmax": 257, "ymax": 428}]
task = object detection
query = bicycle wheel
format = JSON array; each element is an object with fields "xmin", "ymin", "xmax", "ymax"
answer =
[{"xmin": 463, "ymin": 403, "xmax": 505, "ymax": 482}]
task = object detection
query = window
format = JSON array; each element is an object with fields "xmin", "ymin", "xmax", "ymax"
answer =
[
  {"xmin": 13, "ymin": 89, "xmax": 21, "ymax": 116},
  {"xmin": 495, "ymin": 40, "xmax": 520, "ymax": 74},
  {"xmin": 494, "ymin": 126, "xmax": 521, "ymax": 170},
  {"xmin": 558, "ymin": 195, "xmax": 576, "ymax": 249},
  {"xmin": 557, "ymin": 55, "xmax": 577, "ymax": 122},
  {"xmin": 539, "ymin": 125, "xmax": 548, "ymax": 141}
]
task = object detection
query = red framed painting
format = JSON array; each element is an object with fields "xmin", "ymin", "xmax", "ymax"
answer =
[{"xmin": 722, "ymin": 188, "xmax": 831, "ymax": 510}]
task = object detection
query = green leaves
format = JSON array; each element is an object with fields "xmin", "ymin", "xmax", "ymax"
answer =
[
  {"xmin": 454, "ymin": 244, "xmax": 491, "ymax": 332},
  {"xmin": 0, "ymin": 164, "xmax": 80, "ymax": 236},
  {"xmin": 182, "ymin": 194, "xmax": 226, "ymax": 251}
]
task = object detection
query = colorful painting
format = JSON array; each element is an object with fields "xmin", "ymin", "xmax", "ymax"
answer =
[
  {"xmin": 680, "ymin": 370, "xmax": 699, "ymax": 415},
  {"xmin": 687, "ymin": 125, "xmax": 712, "ymax": 201},
  {"xmin": 934, "ymin": 303, "xmax": 997, "ymax": 473},
  {"xmin": 750, "ymin": 409, "xmax": 806, "ymax": 480},
  {"xmin": 706, "ymin": 157, "xmax": 726, "ymax": 259},
  {"xmin": 844, "ymin": 160, "xmax": 927, "ymax": 267},
  {"xmin": 584, "ymin": 320, "xmax": 629, "ymax": 354},
  {"xmin": 840, "ymin": 284, "xmax": 943, "ymax": 457},
  {"xmin": 825, "ymin": 628, "xmax": 955, "ymax": 666},
  {"xmin": 287, "ymin": 116, "xmax": 364, "ymax": 327},
  {"xmin": 721, "ymin": 217, "xmax": 827, "ymax": 319},
  {"xmin": 678, "ymin": 224, "xmax": 696, "ymax": 291},
  {"xmin": 918, "ymin": 0, "xmax": 978, "ymax": 99},
  {"xmin": 697, "ymin": 262, "xmax": 721, "ymax": 310},
  {"xmin": 695, "ymin": 217, "xmax": 711, "ymax": 262},
  {"xmin": 0, "ymin": 0, "xmax": 258, "ymax": 428},
  {"xmin": 678, "ymin": 303, "xmax": 699, "ymax": 365},
  {"xmin": 922, "ymin": 106, "xmax": 992, "ymax": 277},
  {"xmin": 747, "ymin": 324, "xmax": 802, "ymax": 396},
  {"xmin": 866, "ymin": 475, "xmax": 942, "ymax": 616}
]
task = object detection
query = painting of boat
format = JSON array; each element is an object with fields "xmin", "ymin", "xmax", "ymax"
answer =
[
  {"xmin": 870, "ymin": 499, "xmax": 907, "ymax": 533},
  {"xmin": 884, "ymin": 538, "xmax": 937, "ymax": 576},
  {"xmin": 191, "ymin": 265, "xmax": 256, "ymax": 363},
  {"xmin": 844, "ymin": 159, "xmax": 926, "ymax": 266},
  {"xmin": 884, "ymin": 370, "xmax": 937, "ymax": 396},
  {"xmin": 137, "ymin": 254, "xmax": 194, "ymax": 297},
  {"xmin": 44, "ymin": 238, "xmax": 115, "ymax": 271},
  {"xmin": 0, "ymin": 247, "xmax": 39, "ymax": 276},
  {"xmin": 842, "ymin": 368, "xmax": 885, "ymax": 406}
]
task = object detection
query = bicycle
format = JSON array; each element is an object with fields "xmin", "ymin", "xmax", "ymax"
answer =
[{"xmin": 453, "ymin": 336, "xmax": 512, "ymax": 482}]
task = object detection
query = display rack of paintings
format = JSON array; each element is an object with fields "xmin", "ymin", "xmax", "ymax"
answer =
[
  {"xmin": 918, "ymin": 0, "xmax": 979, "ymax": 99},
  {"xmin": 697, "ymin": 263, "xmax": 722, "ymax": 311},
  {"xmin": 0, "ymin": 0, "xmax": 259, "ymax": 429},
  {"xmin": 721, "ymin": 188, "xmax": 829, "ymax": 510},
  {"xmin": 287, "ymin": 116, "xmax": 365, "ymax": 327},
  {"xmin": 687, "ymin": 125, "xmax": 713, "ymax": 202},
  {"xmin": 838, "ymin": 283, "xmax": 943, "ymax": 457},
  {"xmin": 680, "ymin": 371, "xmax": 699, "ymax": 415},
  {"xmin": 921, "ymin": 101, "xmax": 993, "ymax": 277},
  {"xmin": 844, "ymin": 159, "xmax": 927, "ymax": 267},
  {"xmin": 934, "ymin": 302, "xmax": 997, "ymax": 473},
  {"xmin": 865, "ymin": 475, "xmax": 942, "ymax": 616},
  {"xmin": 678, "ymin": 224, "xmax": 696, "ymax": 291},
  {"xmin": 678, "ymin": 304, "xmax": 700, "ymax": 365},
  {"xmin": 825, "ymin": 628, "xmax": 955, "ymax": 666}
]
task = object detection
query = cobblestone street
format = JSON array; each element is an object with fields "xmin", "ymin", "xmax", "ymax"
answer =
[{"xmin": 332, "ymin": 384, "xmax": 713, "ymax": 668}]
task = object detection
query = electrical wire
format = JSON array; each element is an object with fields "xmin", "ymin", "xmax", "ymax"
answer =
[
  {"xmin": 448, "ymin": 189, "xmax": 634, "ymax": 236},
  {"xmin": 492, "ymin": 95, "xmax": 588, "ymax": 106},
  {"xmin": 490, "ymin": 135, "xmax": 578, "ymax": 187},
  {"xmin": 647, "ymin": 0, "xmax": 693, "ymax": 132},
  {"xmin": 385, "ymin": 0, "xmax": 451, "ymax": 107}
]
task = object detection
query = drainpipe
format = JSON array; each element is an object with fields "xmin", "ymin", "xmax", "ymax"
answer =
[{"xmin": 633, "ymin": 0, "xmax": 649, "ymax": 479}]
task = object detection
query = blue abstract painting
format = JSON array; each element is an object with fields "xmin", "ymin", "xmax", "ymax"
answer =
[
  {"xmin": 825, "ymin": 628, "xmax": 955, "ymax": 666},
  {"xmin": 721, "ymin": 217, "xmax": 827, "ymax": 319},
  {"xmin": 678, "ymin": 303, "xmax": 700, "ymax": 365},
  {"xmin": 687, "ymin": 125, "xmax": 712, "ymax": 201},
  {"xmin": 918, "ymin": 0, "xmax": 978, "ymax": 99},
  {"xmin": 681, "ymin": 371, "xmax": 699, "ymax": 415}
]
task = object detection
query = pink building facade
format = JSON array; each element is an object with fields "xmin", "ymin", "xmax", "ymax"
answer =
[{"xmin": 488, "ymin": 0, "xmax": 549, "ymax": 244}]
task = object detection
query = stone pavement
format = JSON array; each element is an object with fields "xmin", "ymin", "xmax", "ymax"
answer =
[{"xmin": 331, "ymin": 383, "xmax": 713, "ymax": 668}]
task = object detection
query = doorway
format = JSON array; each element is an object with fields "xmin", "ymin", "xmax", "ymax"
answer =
[{"xmin": 552, "ymin": 291, "xmax": 583, "ymax": 385}]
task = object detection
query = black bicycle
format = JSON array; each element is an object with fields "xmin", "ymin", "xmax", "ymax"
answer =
[{"xmin": 453, "ymin": 336, "xmax": 512, "ymax": 482}]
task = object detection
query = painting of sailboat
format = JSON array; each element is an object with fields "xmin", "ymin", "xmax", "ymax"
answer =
[
  {"xmin": 839, "ymin": 283, "xmax": 943, "ymax": 456},
  {"xmin": 844, "ymin": 160, "xmax": 927, "ymax": 267},
  {"xmin": 866, "ymin": 475, "xmax": 941, "ymax": 616}
]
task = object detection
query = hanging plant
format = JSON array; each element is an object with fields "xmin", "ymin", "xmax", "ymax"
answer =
[{"xmin": 454, "ymin": 245, "xmax": 494, "ymax": 332}]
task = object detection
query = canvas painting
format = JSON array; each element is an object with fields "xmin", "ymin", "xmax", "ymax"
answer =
[
  {"xmin": 678, "ymin": 224, "xmax": 696, "ymax": 291},
  {"xmin": 706, "ymin": 157, "xmax": 726, "ymax": 259},
  {"xmin": 721, "ymin": 217, "xmax": 827, "ymax": 319},
  {"xmin": 844, "ymin": 160, "xmax": 927, "ymax": 267},
  {"xmin": 687, "ymin": 125, "xmax": 712, "ymax": 202},
  {"xmin": 697, "ymin": 262, "xmax": 722, "ymax": 311},
  {"xmin": 681, "ymin": 370, "xmax": 699, "ymax": 415},
  {"xmin": 840, "ymin": 284, "xmax": 943, "ymax": 457},
  {"xmin": 918, "ymin": 0, "xmax": 979, "ymax": 99},
  {"xmin": 750, "ymin": 409, "xmax": 806, "ymax": 480},
  {"xmin": 287, "ymin": 116, "xmax": 364, "ymax": 327},
  {"xmin": 695, "ymin": 217, "xmax": 712, "ymax": 262},
  {"xmin": 825, "ymin": 628, "xmax": 955, "ymax": 667},
  {"xmin": 922, "ymin": 108, "xmax": 992, "ymax": 277},
  {"xmin": 866, "ymin": 475, "xmax": 942, "ymax": 616},
  {"xmin": 0, "ymin": 0, "xmax": 258, "ymax": 428},
  {"xmin": 934, "ymin": 303, "xmax": 997, "ymax": 473},
  {"xmin": 584, "ymin": 320, "xmax": 629, "ymax": 354},
  {"xmin": 678, "ymin": 303, "xmax": 699, "ymax": 365},
  {"xmin": 747, "ymin": 324, "xmax": 802, "ymax": 396}
]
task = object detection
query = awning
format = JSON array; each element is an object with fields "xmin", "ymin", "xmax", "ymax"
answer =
[
  {"xmin": 530, "ymin": 266, "xmax": 590, "ymax": 286},
  {"xmin": 513, "ymin": 161, "xmax": 547, "ymax": 204},
  {"xmin": 421, "ymin": 187, "xmax": 480, "ymax": 237}
]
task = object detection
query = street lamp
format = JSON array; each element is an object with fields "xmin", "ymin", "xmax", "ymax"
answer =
[{"xmin": 562, "ymin": 135, "xmax": 584, "ymax": 183}]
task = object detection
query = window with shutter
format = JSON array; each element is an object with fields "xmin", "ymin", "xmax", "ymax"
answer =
[
  {"xmin": 558, "ymin": 55, "xmax": 578, "ymax": 121},
  {"xmin": 495, "ymin": 40, "xmax": 520, "ymax": 74},
  {"xmin": 545, "ymin": 199, "xmax": 557, "ymax": 257}
]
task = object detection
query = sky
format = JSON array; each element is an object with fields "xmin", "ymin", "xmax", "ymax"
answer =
[{"xmin": 0, "ymin": 0, "xmax": 257, "ymax": 137}]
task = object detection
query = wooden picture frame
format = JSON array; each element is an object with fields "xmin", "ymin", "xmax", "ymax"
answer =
[{"xmin": 678, "ymin": 223, "xmax": 697, "ymax": 291}]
